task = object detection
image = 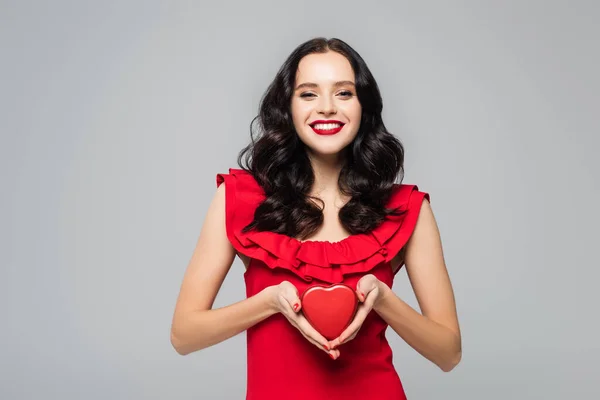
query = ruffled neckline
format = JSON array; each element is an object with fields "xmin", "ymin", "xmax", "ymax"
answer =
[{"xmin": 216, "ymin": 168, "xmax": 429, "ymax": 284}]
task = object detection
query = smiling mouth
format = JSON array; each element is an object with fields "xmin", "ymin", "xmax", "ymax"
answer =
[{"xmin": 309, "ymin": 121, "xmax": 345, "ymax": 135}]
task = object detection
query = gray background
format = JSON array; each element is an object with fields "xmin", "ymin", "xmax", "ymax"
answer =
[{"xmin": 2, "ymin": 1, "xmax": 598, "ymax": 399}]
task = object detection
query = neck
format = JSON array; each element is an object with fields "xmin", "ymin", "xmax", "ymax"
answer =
[{"xmin": 307, "ymin": 151, "xmax": 345, "ymax": 196}]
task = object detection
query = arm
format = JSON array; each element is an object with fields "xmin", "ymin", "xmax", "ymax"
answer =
[
  {"xmin": 170, "ymin": 183, "xmax": 277, "ymax": 355},
  {"xmin": 374, "ymin": 199, "xmax": 462, "ymax": 372}
]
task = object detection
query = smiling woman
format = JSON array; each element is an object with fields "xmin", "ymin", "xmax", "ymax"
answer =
[{"xmin": 171, "ymin": 37, "xmax": 461, "ymax": 400}]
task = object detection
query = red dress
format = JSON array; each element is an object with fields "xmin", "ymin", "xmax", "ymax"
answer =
[{"xmin": 216, "ymin": 168, "xmax": 430, "ymax": 400}]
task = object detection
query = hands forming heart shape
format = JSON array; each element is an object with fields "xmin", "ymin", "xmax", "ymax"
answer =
[{"xmin": 296, "ymin": 274, "xmax": 387, "ymax": 357}]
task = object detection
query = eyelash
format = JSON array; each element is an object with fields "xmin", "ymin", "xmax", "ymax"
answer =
[{"xmin": 299, "ymin": 91, "xmax": 354, "ymax": 98}]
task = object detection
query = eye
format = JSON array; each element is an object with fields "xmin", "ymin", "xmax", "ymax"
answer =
[
  {"xmin": 338, "ymin": 90, "xmax": 354, "ymax": 97},
  {"xmin": 300, "ymin": 92, "xmax": 316, "ymax": 98}
]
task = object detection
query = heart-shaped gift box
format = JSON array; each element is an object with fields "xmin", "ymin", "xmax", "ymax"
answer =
[{"xmin": 300, "ymin": 283, "xmax": 359, "ymax": 340}]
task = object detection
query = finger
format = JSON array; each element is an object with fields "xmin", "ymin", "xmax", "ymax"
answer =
[
  {"xmin": 356, "ymin": 275, "xmax": 378, "ymax": 302},
  {"xmin": 331, "ymin": 325, "xmax": 359, "ymax": 348},
  {"xmin": 297, "ymin": 328, "xmax": 340, "ymax": 359},
  {"xmin": 338, "ymin": 327, "xmax": 358, "ymax": 346},
  {"xmin": 294, "ymin": 319, "xmax": 340, "ymax": 358},
  {"xmin": 279, "ymin": 286, "xmax": 302, "ymax": 313},
  {"xmin": 362, "ymin": 286, "xmax": 380, "ymax": 309},
  {"xmin": 278, "ymin": 295, "xmax": 302, "ymax": 322},
  {"xmin": 277, "ymin": 293, "xmax": 307, "ymax": 332},
  {"xmin": 337, "ymin": 305, "xmax": 370, "ymax": 344},
  {"xmin": 331, "ymin": 348, "xmax": 341, "ymax": 360},
  {"xmin": 340, "ymin": 325, "xmax": 361, "ymax": 345},
  {"xmin": 279, "ymin": 302, "xmax": 337, "ymax": 356},
  {"xmin": 358, "ymin": 290, "xmax": 366, "ymax": 303},
  {"xmin": 328, "ymin": 336, "xmax": 344, "ymax": 349},
  {"xmin": 296, "ymin": 315, "xmax": 336, "ymax": 353}
]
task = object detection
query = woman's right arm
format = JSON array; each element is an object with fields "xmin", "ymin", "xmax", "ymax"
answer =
[
  {"xmin": 170, "ymin": 183, "xmax": 340, "ymax": 358},
  {"xmin": 170, "ymin": 184, "xmax": 276, "ymax": 355}
]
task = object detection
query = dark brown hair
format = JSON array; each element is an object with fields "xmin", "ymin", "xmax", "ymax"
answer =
[{"xmin": 238, "ymin": 37, "xmax": 405, "ymax": 240}]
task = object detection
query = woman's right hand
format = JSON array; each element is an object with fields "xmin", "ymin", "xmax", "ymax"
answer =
[{"xmin": 267, "ymin": 281, "xmax": 340, "ymax": 360}]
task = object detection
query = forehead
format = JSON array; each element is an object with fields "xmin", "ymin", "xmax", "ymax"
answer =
[{"xmin": 295, "ymin": 51, "xmax": 355, "ymax": 84}]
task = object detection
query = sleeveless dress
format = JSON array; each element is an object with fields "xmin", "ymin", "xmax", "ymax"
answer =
[{"xmin": 216, "ymin": 168, "xmax": 430, "ymax": 400}]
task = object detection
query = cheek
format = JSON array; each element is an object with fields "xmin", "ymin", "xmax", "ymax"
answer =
[
  {"xmin": 346, "ymin": 105, "xmax": 362, "ymax": 140},
  {"xmin": 342, "ymin": 102, "xmax": 362, "ymax": 131},
  {"xmin": 291, "ymin": 101, "xmax": 310, "ymax": 124},
  {"xmin": 351, "ymin": 102, "xmax": 362, "ymax": 121},
  {"xmin": 339, "ymin": 99, "xmax": 361, "ymax": 118}
]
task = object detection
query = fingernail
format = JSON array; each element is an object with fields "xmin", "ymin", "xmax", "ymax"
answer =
[
  {"xmin": 323, "ymin": 344, "xmax": 329, "ymax": 351},
  {"xmin": 360, "ymin": 292, "xmax": 365, "ymax": 300},
  {"xmin": 329, "ymin": 353, "xmax": 335, "ymax": 360},
  {"xmin": 293, "ymin": 303, "xmax": 299, "ymax": 311}
]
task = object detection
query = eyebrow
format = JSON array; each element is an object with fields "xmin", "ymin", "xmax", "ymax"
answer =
[{"xmin": 294, "ymin": 80, "xmax": 356, "ymax": 91}]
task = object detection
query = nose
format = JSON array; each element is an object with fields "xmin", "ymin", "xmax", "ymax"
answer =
[{"xmin": 317, "ymin": 96, "xmax": 336, "ymax": 115}]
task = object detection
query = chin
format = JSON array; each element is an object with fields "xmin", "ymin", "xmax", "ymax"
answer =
[
  {"xmin": 301, "ymin": 133, "xmax": 356, "ymax": 158},
  {"xmin": 305, "ymin": 142, "xmax": 352, "ymax": 157}
]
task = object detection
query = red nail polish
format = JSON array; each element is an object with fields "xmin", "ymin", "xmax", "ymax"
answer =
[
  {"xmin": 293, "ymin": 303, "xmax": 299, "ymax": 311},
  {"xmin": 323, "ymin": 344, "xmax": 329, "ymax": 350},
  {"xmin": 329, "ymin": 353, "xmax": 335, "ymax": 360},
  {"xmin": 360, "ymin": 292, "xmax": 365, "ymax": 300}
]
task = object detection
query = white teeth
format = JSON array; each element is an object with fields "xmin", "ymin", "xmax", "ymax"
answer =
[{"xmin": 313, "ymin": 123, "xmax": 342, "ymax": 130}]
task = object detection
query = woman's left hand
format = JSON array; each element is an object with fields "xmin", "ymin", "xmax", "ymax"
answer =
[{"xmin": 328, "ymin": 274, "xmax": 389, "ymax": 349}]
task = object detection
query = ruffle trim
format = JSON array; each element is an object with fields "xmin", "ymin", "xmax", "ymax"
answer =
[{"xmin": 216, "ymin": 168, "xmax": 430, "ymax": 284}]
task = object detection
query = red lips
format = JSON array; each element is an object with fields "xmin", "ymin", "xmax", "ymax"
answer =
[
  {"xmin": 300, "ymin": 283, "xmax": 359, "ymax": 340},
  {"xmin": 309, "ymin": 120, "xmax": 345, "ymax": 136}
]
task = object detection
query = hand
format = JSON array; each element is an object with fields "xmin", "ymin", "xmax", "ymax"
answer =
[
  {"xmin": 268, "ymin": 281, "xmax": 341, "ymax": 359},
  {"xmin": 329, "ymin": 274, "xmax": 388, "ymax": 349}
]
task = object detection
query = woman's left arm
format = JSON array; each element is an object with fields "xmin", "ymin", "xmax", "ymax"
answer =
[{"xmin": 375, "ymin": 198, "xmax": 462, "ymax": 372}]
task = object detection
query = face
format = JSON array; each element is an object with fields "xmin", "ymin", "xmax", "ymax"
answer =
[{"xmin": 290, "ymin": 51, "xmax": 362, "ymax": 158}]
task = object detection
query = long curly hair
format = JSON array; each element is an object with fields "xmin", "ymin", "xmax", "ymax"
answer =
[{"xmin": 238, "ymin": 37, "xmax": 406, "ymax": 241}]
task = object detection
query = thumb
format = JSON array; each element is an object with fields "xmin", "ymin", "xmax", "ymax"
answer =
[
  {"xmin": 356, "ymin": 275, "xmax": 377, "ymax": 302},
  {"xmin": 279, "ymin": 281, "xmax": 302, "ymax": 313},
  {"xmin": 288, "ymin": 288, "xmax": 302, "ymax": 313}
]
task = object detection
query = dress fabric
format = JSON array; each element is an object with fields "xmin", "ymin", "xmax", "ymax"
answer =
[{"xmin": 216, "ymin": 168, "xmax": 430, "ymax": 400}]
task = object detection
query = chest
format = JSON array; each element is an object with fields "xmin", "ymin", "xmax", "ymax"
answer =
[{"xmin": 302, "ymin": 205, "xmax": 352, "ymax": 243}]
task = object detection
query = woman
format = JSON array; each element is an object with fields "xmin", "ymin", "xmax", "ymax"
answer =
[{"xmin": 171, "ymin": 37, "xmax": 461, "ymax": 399}]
